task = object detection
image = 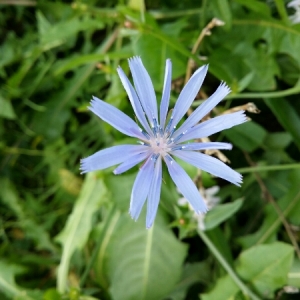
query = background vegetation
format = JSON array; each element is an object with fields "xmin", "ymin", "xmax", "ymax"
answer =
[{"xmin": 1, "ymin": 0, "xmax": 300, "ymax": 299}]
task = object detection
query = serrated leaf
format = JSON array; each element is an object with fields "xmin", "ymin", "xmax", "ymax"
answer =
[
  {"xmin": 0, "ymin": 261, "xmax": 34, "ymax": 300},
  {"xmin": 95, "ymin": 211, "xmax": 187, "ymax": 300},
  {"xmin": 56, "ymin": 173, "xmax": 108, "ymax": 293},
  {"xmin": 0, "ymin": 178, "xmax": 56, "ymax": 252},
  {"xmin": 204, "ymin": 199, "xmax": 243, "ymax": 230}
]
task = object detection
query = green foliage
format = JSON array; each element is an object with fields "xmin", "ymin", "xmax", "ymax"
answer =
[{"xmin": 1, "ymin": 0, "xmax": 300, "ymax": 299}]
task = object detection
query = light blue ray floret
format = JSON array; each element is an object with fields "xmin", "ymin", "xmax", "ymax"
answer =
[{"xmin": 80, "ymin": 56, "xmax": 247, "ymax": 228}]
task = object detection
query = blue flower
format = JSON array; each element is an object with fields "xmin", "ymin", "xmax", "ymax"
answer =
[{"xmin": 81, "ymin": 57, "xmax": 246, "ymax": 228}]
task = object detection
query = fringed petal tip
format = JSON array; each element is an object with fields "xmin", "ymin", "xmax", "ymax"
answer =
[
  {"xmin": 219, "ymin": 81, "xmax": 231, "ymax": 94},
  {"xmin": 88, "ymin": 96, "xmax": 100, "ymax": 112},
  {"xmin": 236, "ymin": 175, "xmax": 243, "ymax": 187},
  {"xmin": 79, "ymin": 159, "xmax": 88, "ymax": 174},
  {"xmin": 194, "ymin": 204, "xmax": 209, "ymax": 215},
  {"xmin": 128, "ymin": 55, "xmax": 142, "ymax": 63}
]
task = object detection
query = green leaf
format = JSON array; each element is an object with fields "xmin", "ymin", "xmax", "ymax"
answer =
[
  {"xmin": 0, "ymin": 261, "xmax": 34, "ymax": 300},
  {"xmin": 236, "ymin": 242, "xmax": 294, "ymax": 298},
  {"xmin": 265, "ymin": 98, "xmax": 300, "ymax": 149},
  {"xmin": 210, "ymin": 0, "xmax": 232, "ymax": 30},
  {"xmin": 233, "ymin": 0, "xmax": 271, "ymax": 16},
  {"xmin": 104, "ymin": 172, "xmax": 136, "ymax": 212},
  {"xmin": 167, "ymin": 262, "xmax": 211, "ymax": 300},
  {"xmin": 0, "ymin": 178, "xmax": 56, "ymax": 252},
  {"xmin": 133, "ymin": 29, "xmax": 186, "ymax": 89},
  {"xmin": 95, "ymin": 211, "xmax": 187, "ymax": 300},
  {"xmin": 0, "ymin": 95, "xmax": 16, "ymax": 119},
  {"xmin": 54, "ymin": 51, "xmax": 133, "ymax": 76},
  {"xmin": 202, "ymin": 242, "xmax": 294, "ymax": 299},
  {"xmin": 223, "ymin": 121, "xmax": 267, "ymax": 152},
  {"xmin": 204, "ymin": 199, "xmax": 243, "ymax": 230},
  {"xmin": 201, "ymin": 275, "xmax": 238, "ymax": 300},
  {"xmin": 288, "ymin": 259, "xmax": 300, "ymax": 288},
  {"xmin": 55, "ymin": 173, "xmax": 108, "ymax": 293},
  {"xmin": 238, "ymin": 170, "xmax": 300, "ymax": 247}
]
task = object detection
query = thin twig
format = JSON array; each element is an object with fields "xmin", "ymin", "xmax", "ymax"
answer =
[
  {"xmin": 244, "ymin": 152, "xmax": 300, "ymax": 259},
  {"xmin": 184, "ymin": 18, "xmax": 225, "ymax": 84}
]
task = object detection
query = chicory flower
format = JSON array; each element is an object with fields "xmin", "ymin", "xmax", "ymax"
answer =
[{"xmin": 81, "ymin": 57, "xmax": 246, "ymax": 228}]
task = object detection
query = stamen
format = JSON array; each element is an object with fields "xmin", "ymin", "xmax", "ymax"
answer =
[
  {"xmin": 168, "ymin": 126, "xmax": 176, "ymax": 139},
  {"xmin": 142, "ymin": 130, "xmax": 150, "ymax": 140},
  {"xmin": 172, "ymin": 130, "xmax": 187, "ymax": 144},
  {"xmin": 165, "ymin": 154, "xmax": 173, "ymax": 163},
  {"xmin": 171, "ymin": 145, "xmax": 184, "ymax": 151},
  {"xmin": 138, "ymin": 141, "xmax": 150, "ymax": 146},
  {"xmin": 152, "ymin": 116, "xmax": 160, "ymax": 137},
  {"xmin": 165, "ymin": 115, "xmax": 173, "ymax": 134},
  {"xmin": 151, "ymin": 153, "xmax": 159, "ymax": 162},
  {"xmin": 159, "ymin": 126, "xmax": 164, "ymax": 136}
]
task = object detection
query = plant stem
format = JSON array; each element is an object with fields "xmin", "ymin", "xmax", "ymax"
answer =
[
  {"xmin": 198, "ymin": 230, "xmax": 261, "ymax": 300},
  {"xmin": 236, "ymin": 163, "xmax": 300, "ymax": 174}
]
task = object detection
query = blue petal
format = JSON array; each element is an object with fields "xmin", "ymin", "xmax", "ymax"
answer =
[
  {"xmin": 130, "ymin": 156, "xmax": 155, "ymax": 220},
  {"xmin": 171, "ymin": 65, "xmax": 208, "ymax": 128},
  {"xmin": 146, "ymin": 157, "xmax": 162, "ymax": 229},
  {"xmin": 117, "ymin": 66, "xmax": 152, "ymax": 134},
  {"xmin": 128, "ymin": 57, "xmax": 158, "ymax": 123},
  {"xmin": 159, "ymin": 59, "xmax": 172, "ymax": 128},
  {"xmin": 113, "ymin": 150, "xmax": 151, "ymax": 175},
  {"xmin": 172, "ymin": 150, "xmax": 242, "ymax": 186},
  {"xmin": 80, "ymin": 145, "xmax": 148, "ymax": 173},
  {"xmin": 164, "ymin": 155, "xmax": 207, "ymax": 213},
  {"xmin": 176, "ymin": 111, "xmax": 247, "ymax": 143},
  {"xmin": 176, "ymin": 142, "xmax": 232, "ymax": 151},
  {"xmin": 89, "ymin": 96, "xmax": 144, "ymax": 139},
  {"xmin": 174, "ymin": 82, "xmax": 231, "ymax": 138}
]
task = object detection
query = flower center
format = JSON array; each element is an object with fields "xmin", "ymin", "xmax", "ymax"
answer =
[{"xmin": 149, "ymin": 135, "xmax": 171, "ymax": 156}]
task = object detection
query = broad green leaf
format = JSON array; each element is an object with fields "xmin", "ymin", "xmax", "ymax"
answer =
[
  {"xmin": 202, "ymin": 242, "xmax": 293, "ymax": 299},
  {"xmin": 223, "ymin": 121, "xmax": 267, "ymax": 152},
  {"xmin": 167, "ymin": 262, "xmax": 211, "ymax": 300},
  {"xmin": 265, "ymin": 98, "xmax": 300, "ymax": 149},
  {"xmin": 232, "ymin": 19, "xmax": 300, "ymax": 64},
  {"xmin": 95, "ymin": 211, "xmax": 187, "ymax": 300},
  {"xmin": 0, "ymin": 261, "xmax": 34, "ymax": 300},
  {"xmin": 204, "ymin": 199, "xmax": 243, "ymax": 230},
  {"xmin": 104, "ymin": 172, "xmax": 136, "ymax": 212},
  {"xmin": 55, "ymin": 173, "xmax": 108, "ymax": 293},
  {"xmin": 133, "ymin": 29, "xmax": 186, "ymax": 89},
  {"xmin": 236, "ymin": 242, "xmax": 294, "ymax": 298}
]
